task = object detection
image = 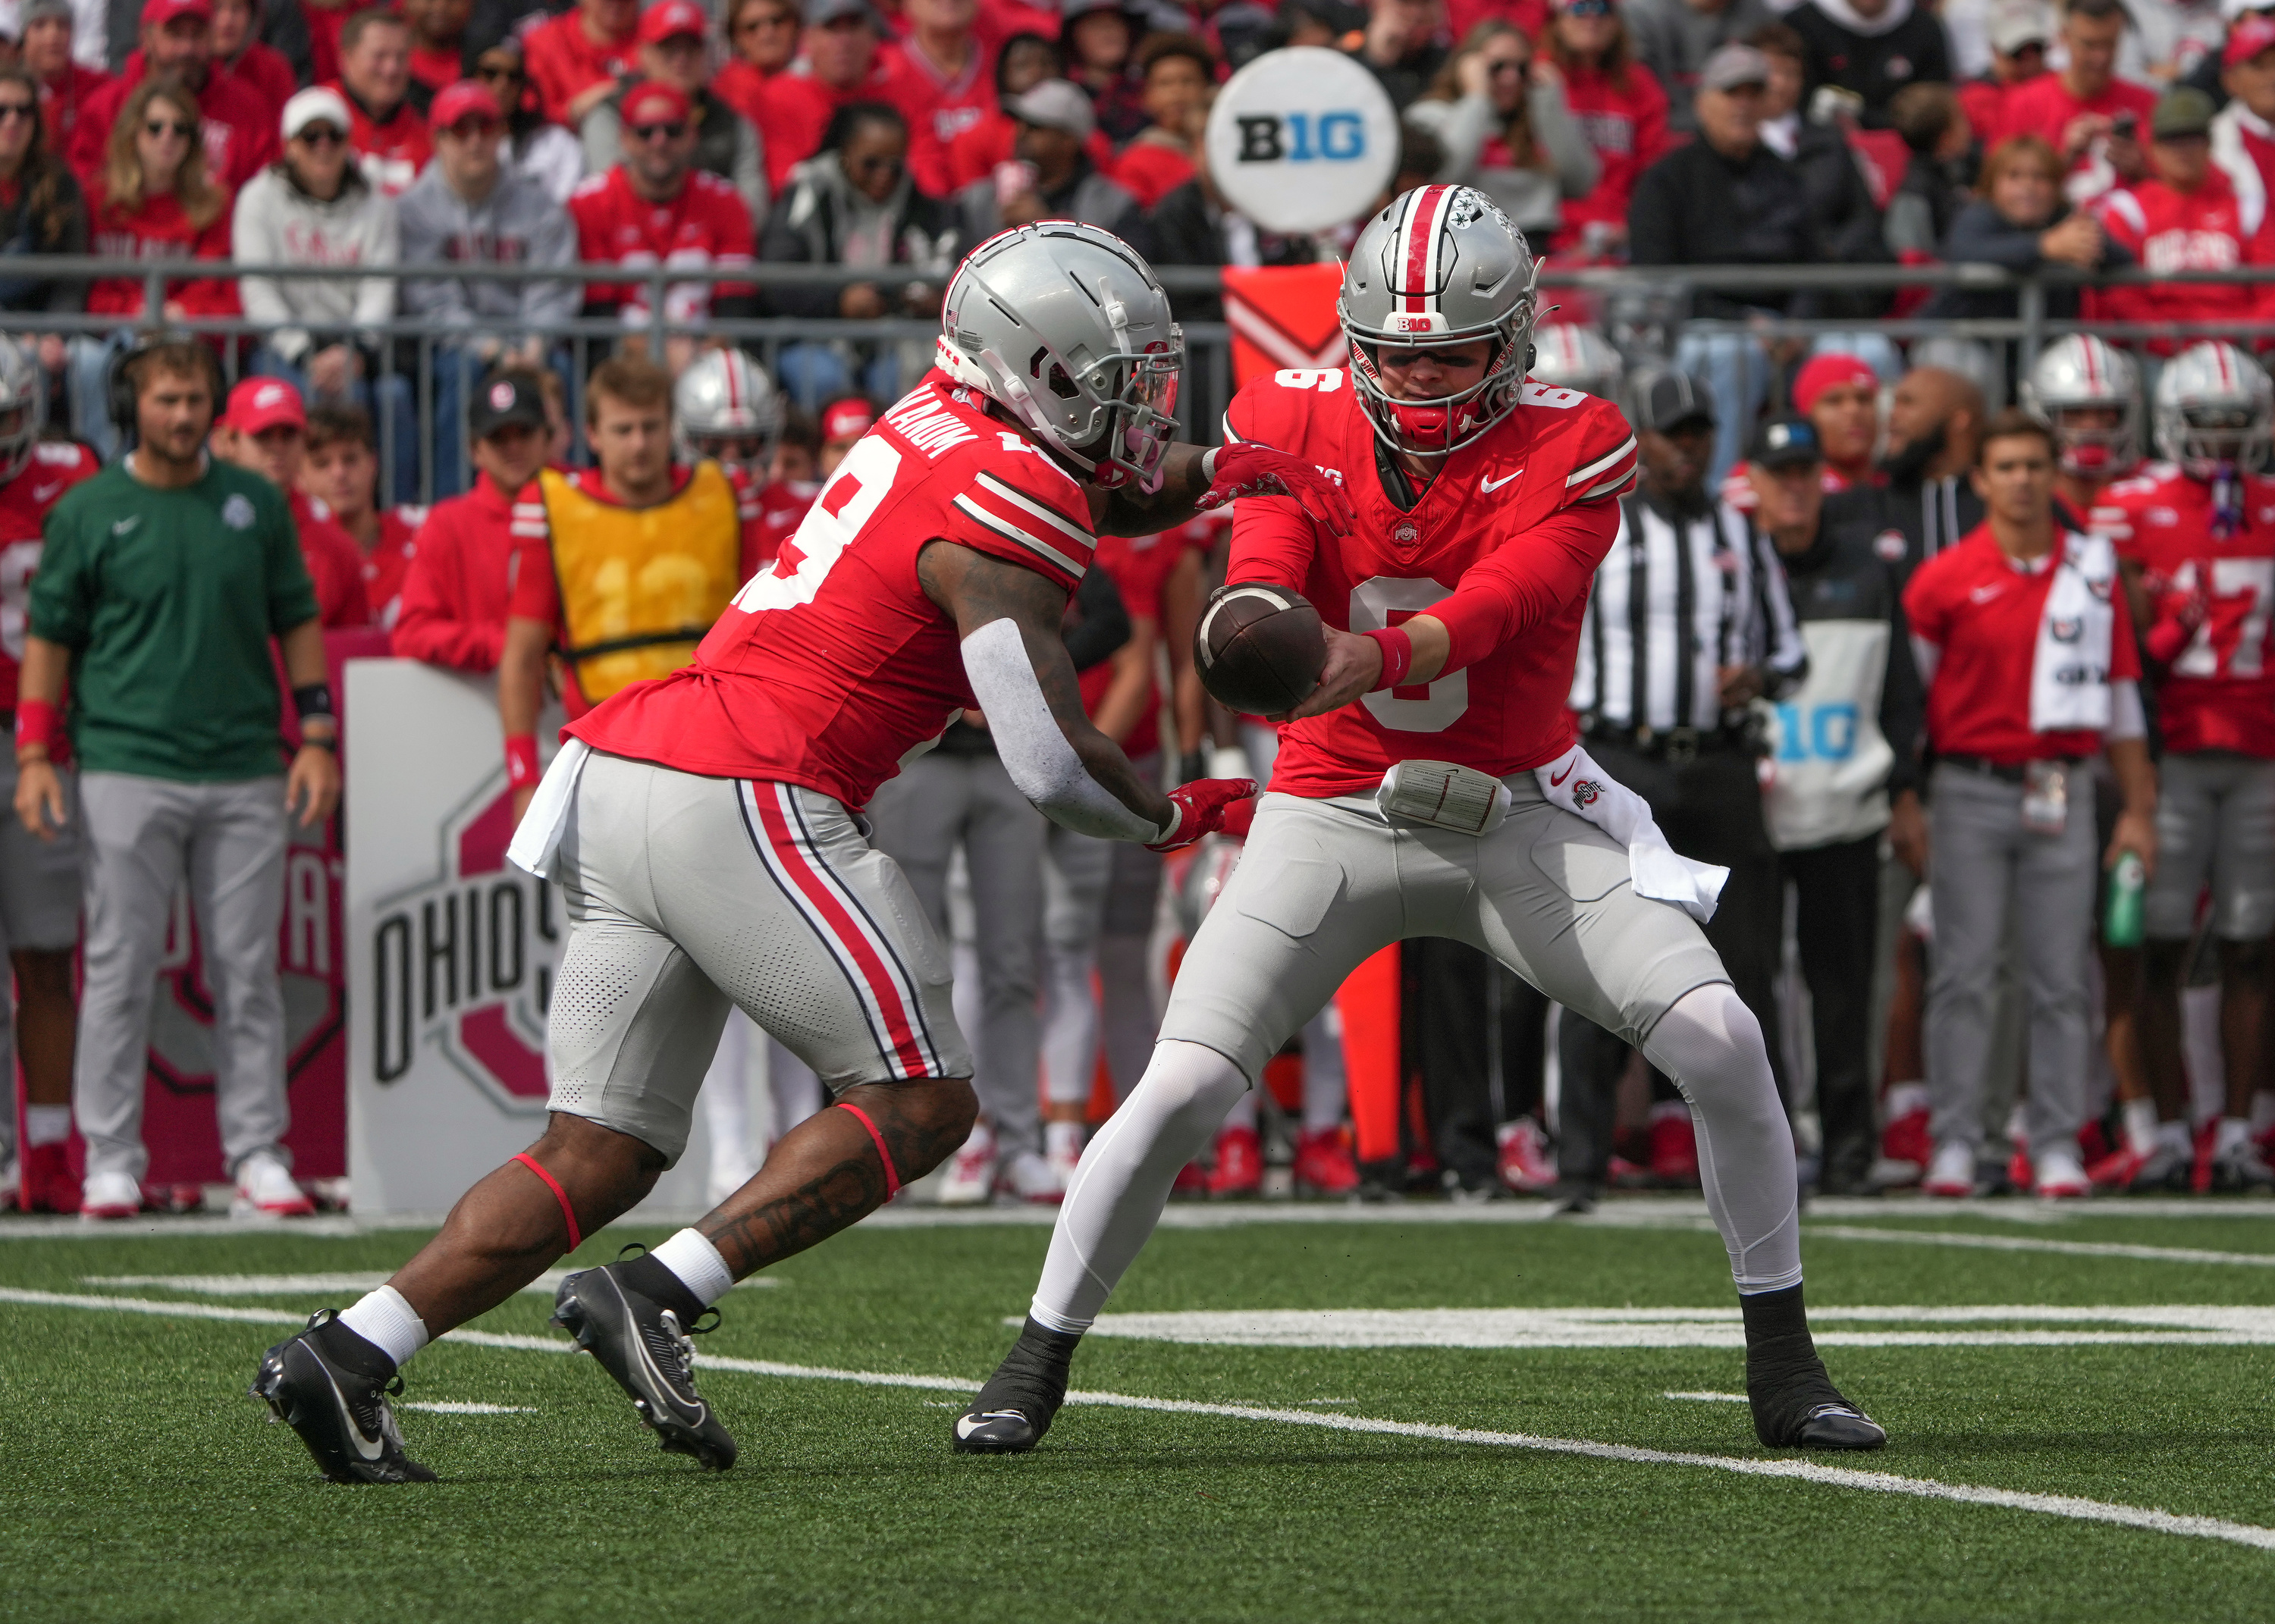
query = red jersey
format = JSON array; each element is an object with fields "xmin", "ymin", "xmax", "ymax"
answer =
[
  {"xmin": 569, "ymin": 165, "xmax": 756, "ymax": 324},
  {"xmin": 322, "ymin": 81, "xmax": 435, "ymax": 196},
  {"xmin": 2089, "ymin": 173, "xmax": 2275, "ymax": 340},
  {"xmin": 391, "ymin": 472, "xmax": 538, "ymax": 672},
  {"xmin": 36, "ymin": 60, "xmax": 114, "ymax": 156},
  {"xmin": 1956, "ymin": 74, "xmax": 2017, "ymax": 145},
  {"xmin": 524, "ymin": 10, "xmax": 639, "ymax": 125},
  {"xmin": 361, "ymin": 505, "xmax": 427, "ymax": 627},
  {"xmin": 85, "ymin": 187, "xmax": 237, "ymax": 318},
  {"xmin": 2091, "ymin": 462, "xmax": 2275, "ymax": 757},
  {"xmin": 1087, "ymin": 529, "xmax": 1184, "ymax": 757},
  {"xmin": 0, "ymin": 441, "xmax": 101, "ymax": 710},
  {"xmin": 1988, "ymin": 74, "xmax": 2157, "ymax": 200},
  {"xmin": 291, "ymin": 491, "xmax": 375, "ymax": 629},
  {"xmin": 1225, "ymin": 368, "xmax": 1636, "ymax": 797},
  {"xmin": 566, "ymin": 373, "xmax": 1098, "ymax": 807},
  {"xmin": 878, "ymin": 39, "xmax": 994, "ymax": 197},
  {"xmin": 1903, "ymin": 525, "xmax": 2142, "ymax": 763},
  {"xmin": 1554, "ymin": 60, "xmax": 1671, "ymax": 252},
  {"xmin": 68, "ymin": 60, "xmax": 280, "ymax": 192}
]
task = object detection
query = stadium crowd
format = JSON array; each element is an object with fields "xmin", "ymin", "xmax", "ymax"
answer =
[{"xmin": 3, "ymin": 0, "xmax": 2275, "ymax": 1218}]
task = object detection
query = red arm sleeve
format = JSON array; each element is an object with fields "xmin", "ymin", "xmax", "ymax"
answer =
[
  {"xmin": 1430, "ymin": 497, "xmax": 1620, "ymax": 675},
  {"xmin": 1225, "ymin": 495, "xmax": 1319, "ymax": 592}
]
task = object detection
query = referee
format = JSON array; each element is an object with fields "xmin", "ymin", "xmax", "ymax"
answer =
[
  {"xmin": 14, "ymin": 338, "xmax": 341, "ymax": 1221},
  {"xmin": 1557, "ymin": 367, "xmax": 1809, "ymax": 1207}
]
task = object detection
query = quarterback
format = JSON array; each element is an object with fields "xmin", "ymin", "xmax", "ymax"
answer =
[
  {"xmin": 252, "ymin": 222, "xmax": 1348, "ymax": 1483},
  {"xmin": 956, "ymin": 187, "xmax": 1885, "ymax": 1456}
]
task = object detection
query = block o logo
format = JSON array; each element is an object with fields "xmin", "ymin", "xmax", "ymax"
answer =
[{"xmin": 1204, "ymin": 47, "xmax": 1399, "ymax": 234}]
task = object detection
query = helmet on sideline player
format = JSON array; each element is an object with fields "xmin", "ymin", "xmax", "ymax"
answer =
[
  {"xmin": 2152, "ymin": 340, "xmax": 2274, "ymax": 478},
  {"xmin": 934, "ymin": 221, "xmax": 1185, "ymax": 490},
  {"xmin": 0, "ymin": 337, "xmax": 42, "ymax": 484},
  {"xmin": 1339, "ymin": 183, "xmax": 1542, "ymax": 458},
  {"xmin": 675, "ymin": 347, "xmax": 783, "ymax": 477},
  {"xmin": 1527, "ymin": 323, "xmax": 1622, "ymax": 401},
  {"xmin": 2021, "ymin": 335, "xmax": 2141, "ymax": 479}
]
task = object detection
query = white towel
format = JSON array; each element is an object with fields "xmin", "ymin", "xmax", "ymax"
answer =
[
  {"xmin": 1533, "ymin": 742, "xmax": 1727, "ymax": 923},
  {"xmin": 2027, "ymin": 531, "xmax": 2117, "ymax": 735},
  {"xmin": 505, "ymin": 737, "xmax": 591, "ymax": 881}
]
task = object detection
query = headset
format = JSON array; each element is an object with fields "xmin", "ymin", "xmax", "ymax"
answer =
[{"xmin": 106, "ymin": 333, "xmax": 228, "ymax": 443}]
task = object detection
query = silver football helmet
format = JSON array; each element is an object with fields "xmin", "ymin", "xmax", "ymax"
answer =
[
  {"xmin": 675, "ymin": 347, "xmax": 782, "ymax": 476},
  {"xmin": 1527, "ymin": 323, "xmax": 1622, "ymax": 400},
  {"xmin": 935, "ymin": 221, "xmax": 1184, "ymax": 490},
  {"xmin": 0, "ymin": 337, "xmax": 42, "ymax": 485},
  {"xmin": 2153, "ymin": 340, "xmax": 2273, "ymax": 478},
  {"xmin": 2022, "ymin": 336, "xmax": 2141, "ymax": 480},
  {"xmin": 1340, "ymin": 184, "xmax": 1542, "ymax": 457}
]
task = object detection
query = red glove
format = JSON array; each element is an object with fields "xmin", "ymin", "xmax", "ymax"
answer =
[
  {"xmin": 1194, "ymin": 443, "xmax": 1355, "ymax": 536},
  {"xmin": 1146, "ymin": 776, "xmax": 1257, "ymax": 853}
]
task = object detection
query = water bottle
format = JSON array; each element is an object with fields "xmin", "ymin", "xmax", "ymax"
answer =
[{"xmin": 2105, "ymin": 852, "xmax": 2146, "ymax": 948}]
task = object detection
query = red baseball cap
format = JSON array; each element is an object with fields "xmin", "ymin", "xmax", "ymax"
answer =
[
  {"xmin": 429, "ymin": 79, "xmax": 503, "ymax": 130},
  {"xmin": 620, "ymin": 79, "xmax": 691, "ymax": 127},
  {"xmin": 1793, "ymin": 352, "xmax": 1878, "ymax": 415},
  {"xmin": 2230, "ymin": 14, "xmax": 2275, "ymax": 65},
  {"xmin": 821, "ymin": 398, "xmax": 875, "ymax": 442},
  {"xmin": 142, "ymin": 0, "xmax": 212, "ymax": 27},
  {"xmin": 223, "ymin": 377, "xmax": 306, "ymax": 435},
  {"xmin": 638, "ymin": 0, "xmax": 708, "ymax": 43}
]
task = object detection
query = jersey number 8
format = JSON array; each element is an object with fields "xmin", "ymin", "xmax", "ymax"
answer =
[{"xmin": 1351, "ymin": 576, "xmax": 1467, "ymax": 732}]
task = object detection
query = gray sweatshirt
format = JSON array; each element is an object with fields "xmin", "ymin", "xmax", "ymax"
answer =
[
  {"xmin": 396, "ymin": 160, "xmax": 581, "ymax": 350},
  {"xmin": 1406, "ymin": 80, "xmax": 1601, "ymax": 240},
  {"xmin": 231, "ymin": 165, "xmax": 400, "ymax": 365}
]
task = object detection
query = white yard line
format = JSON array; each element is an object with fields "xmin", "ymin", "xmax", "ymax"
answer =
[
  {"xmin": 7, "ymin": 1286, "xmax": 2275, "ymax": 1553},
  {"xmin": 75, "ymin": 1272, "xmax": 778, "ymax": 1298},
  {"xmin": 400, "ymin": 1402, "xmax": 535, "ymax": 1415},
  {"xmin": 1803, "ymin": 1224, "xmax": 2275, "ymax": 1268},
  {"xmin": 1665, "ymin": 1392, "xmax": 1749, "ymax": 1403}
]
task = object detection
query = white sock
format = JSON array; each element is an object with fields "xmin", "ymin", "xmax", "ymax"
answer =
[
  {"xmin": 1031, "ymin": 1039, "xmax": 1248, "ymax": 1333},
  {"xmin": 24, "ymin": 1105, "xmax": 71, "ymax": 1147},
  {"xmin": 2216, "ymin": 1116, "xmax": 2251, "ymax": 1159},
  {"xmin": 1640, "ymin": 984, "xmax": 1801, "ymax": 1294},
  {"xmin": 1884, "ymin": 1081, "xmax": 1929, "ymax": 1120},
  {"xmin": 1045, "ymin": 1120, "xmax": 1085, "ymax": 1161},
  {"xmin": 652, "ymin": 1227, "xmax": 735, "ymax": 1308},
  {"xmin": 339, "ymin": 1284, "xmax": 430, "ymax": 1368},
  {"xmin": 2157, "ymin": 1118, "xmax": 2193, "ymax": 1154},
  {"xmin": 2123, "ymin": 1097, "xmax": 2159, "ymax": 1157}
]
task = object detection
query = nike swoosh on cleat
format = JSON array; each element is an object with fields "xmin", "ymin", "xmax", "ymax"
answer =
[
  {"xmin": 319, "ymin": 1357, "xmax": 388, "ymax": 1461},
  {"xmin": 956, "ymin": 1410, "xmax": 1024, "ymax": 1439},
  {"xmin": 612, "ymin": 1280, "xmax": 708, "ymax": 1426}
]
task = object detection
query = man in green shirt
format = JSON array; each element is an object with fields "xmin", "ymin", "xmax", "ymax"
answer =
[{"xmin": 12, "ymin": 340, "xmax": 342, "ymax": 1221}]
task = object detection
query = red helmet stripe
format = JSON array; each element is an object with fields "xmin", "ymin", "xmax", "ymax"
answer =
[
  {"xmin": 1400, "ymin": 185, "xmax": 1449, "ymax": 318},
  {"xmin": 2082, "ymin": 340, "xmax": 2101, "ymax": 393},
  {"xmin": 723, "ymin": 356, "xmax": 742, "ymax": 409}
]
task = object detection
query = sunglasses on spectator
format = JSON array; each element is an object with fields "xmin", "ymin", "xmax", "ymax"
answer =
[
  {"xmin": 144, "ymin": 118, "xmax": 197, "ymax": 138},
  {"xmin": 0, "ymin": 101, "xmax": 38, "ymax": 123},
  {"xmin": 628, "ymin": 121, "xmax": 686, "ymax": 141},
  {"xmin": 847, "ymin": 152, "xmax": 902, "ymax": 172},
  {"xmin": 293, "ymin": 124, "xmax": 345, "ymax": 146},
  {"xmin": 1562, "ymin": 0, "xmax": 1613, "ymax": 15},
  {"xmin": 1487, "ymin": 56, "xmax": 1526, "ymax": 74},
  {"xmin": 476, "ymin": 61, "xmax": 524, "ymax": 80}
]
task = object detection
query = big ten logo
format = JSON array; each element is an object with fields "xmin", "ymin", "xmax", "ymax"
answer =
[
  {"xmin": 1234, "ymin": 110, "xmax": 1368, "ymax": 163},
  {"xmin": 1771, "ymin": 701, "xmax": 1859, "ymax": 763},
  {"xmin": 149, "ymin": 823, "xmax": 344, "ymax": 1089},
  {"xmin": 369, "ymin": 783, "xmax": 561, "ymax": 1108}
]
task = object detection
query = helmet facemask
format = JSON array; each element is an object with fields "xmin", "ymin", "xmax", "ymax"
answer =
[
  {"xmin": 0, "ymin": 399, "xmax": 33, "ymax": 486},
  {"xmin": 2173, "ymin": 403, "xmax": 2270, "ymax": 480},
  {"xmin": 1348, "ymin": 325, "xmax": 1529, "ymax": 459},
  {"xmin": 2048, "ymin": 402, "xmax": 2137, "ymax": 478}
]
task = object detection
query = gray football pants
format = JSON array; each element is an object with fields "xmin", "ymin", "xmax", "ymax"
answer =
[
  {"xmin": 74, "ymin": 773, "xmax": 290, "ymax": 1182},
  {"xmin": 867, "ymin": 750, "xmax": 1046, "ymax": 1161}
]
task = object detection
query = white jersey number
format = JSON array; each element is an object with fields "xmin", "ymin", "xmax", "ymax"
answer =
[
  {"xmin": 1350, "ymin": 576, "xmax": 1467, "ymax": 732},
  {"xmin": 731, "ymin": 437, "xmax": 903, "ymax": 613},
  {"xmin": 2173, "ymin": 556, "xmax": 2275, "ymax": 679}
]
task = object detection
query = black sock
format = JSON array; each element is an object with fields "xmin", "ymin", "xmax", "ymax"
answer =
[
  {"xmin": 1740, "ymin": 1284, "xmax": 1841, "ymax": 1444},
  {"xmin": 312, "ymin": 1315, "xmax": 397, "ymax": 1383},
  {"xmin": 614, "ymin": 1250, "xmax": 708, "ymax": 1324},
  {"xmin": 975, "ymin": 1318, "xmax": 1082, "ymax": 1413}
]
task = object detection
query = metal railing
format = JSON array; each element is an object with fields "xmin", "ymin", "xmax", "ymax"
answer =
[{"xmin": 15, "ymin": 256, "xmax": 2275, "ymax": 500}]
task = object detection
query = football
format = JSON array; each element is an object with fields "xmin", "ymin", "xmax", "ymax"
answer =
[{"xmin": 1195, "ymin": 583, "xmax": 1326, "ymax": 716}]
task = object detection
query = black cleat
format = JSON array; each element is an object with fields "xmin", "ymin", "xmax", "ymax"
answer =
[
  {"xmin": 250, "ymin": 1311, "xmax": 437, "ymax": 1484},
  {"xmin": 954, "ymin": 1317, "xmax": 1081, "ymax": 1454},
  {"xmin": 552, "ymin": 1258, "xmax": 736, "ymax": 1470},
  {"xmin": 1748, "ymin": 1358, "xmax": 1887, "ymax": 1451}
]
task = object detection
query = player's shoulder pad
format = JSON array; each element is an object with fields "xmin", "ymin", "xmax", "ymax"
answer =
[
  {"xmin": 1545, "ymin": 393, "xmax": 1640, "ymax": 506},
  {"xmin": 1225, "ymin": 366, "xmax": 1348, "ymax": 447},
  {"xmin": 33, "ymin": 441, "xmax": 96, "ymax": 473},
  {"xmin": 2100, "ymin": 469, "xmax": 2165, "ymax": 501}
]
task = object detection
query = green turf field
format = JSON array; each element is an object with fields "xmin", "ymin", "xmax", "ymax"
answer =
[{"xmin": 8, "ymin": 1198, "xmax": 2275, "ymax": 1623}]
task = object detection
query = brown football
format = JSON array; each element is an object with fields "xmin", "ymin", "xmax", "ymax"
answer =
[{"xmin": 1195, "ymin": 583, "xmax": 1326, "ymax": 716}]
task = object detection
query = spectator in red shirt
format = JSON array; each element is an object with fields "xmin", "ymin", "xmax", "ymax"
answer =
[
  {"xmin": 582, "ymin": 0, "xmax": 767, "ymax": 221},
  {"xmin": 302, "ymin": 404, "xmax": 428, "ymax": 626},
  {"xmin": 209, "ymin": 0, "xmax": 294, "ymax": 120},
  {"xmin": 2214, "ymin": 15, "xmax": 2275, "ymax": 234},
  {"xmin": 65, "ymin": 74, "xmax": 236, "ymax": 459},
  {"xmin": 1545, "ymin": 0, "xmax": 1670, "ymax": 259},
  {"xmin": 21, "ymin": 0, "xmax": 115, "ymax": 156},
  {"xmin": 1111, "ymin": 33, "xmax": 1212, "ymax": 206},
  {"xmin": 210, "ymin": 377, "xmax": 375, "ymax": 629},
  {"xmin": 325, "ymin": 8, "xmax": 433, "ymax": 196},
  {"xmin": 1957, "ymin": 0, "xmax": 2049, "ymax": 147},
  {"xmin": 393, "ymin": 368, "xmax": 552, "ymax": 670},
  {"xmin": 401, "ymin": 0, "xmax": 475, "ymax": 102},
  {"xmin": 715, "ymin": 0, "xmax": 811, "ymax": 185},
  {"xmin": 1989, "ymin": 0, "xmax": 2154, "ymax": 206},
  {"xmin": 944, "ymin": 30, "xmax": 1053, "ymax": 187},
  {"xmin": 1063, "ymin": 0, "xmax": 1147, "ymax": 142},
  {"xmin": 1721, "ymin": 349, "xmax": 1881, "ymax": 510},
  {"xmin": 1903, "ymin": 409, "xmax": 2155, "ymax": 1201},
  {"xmin": 523, "ymin": 0, "xmax": 639, "ymax": 128},
  {"xmin": 884, "ymin": 0, "xmax": 996, "ymax": 193},
  {"xmin": 568, "ymin": 79, "xmax": 758, "ymax": 365},
  {"xmin": 68, "ymin": 0, "xmax": 279, "ymax": 190},
  {"xmin": 764, "ymin": 0, "xmax": 896, "ymax": 186},
  {"xmin": 2090, "ymin": 88, "xmax": 2275, "ymax": 347},
  {"xmin": 301, "ymin": 0, "xmax": 354, "ymax": 86}
]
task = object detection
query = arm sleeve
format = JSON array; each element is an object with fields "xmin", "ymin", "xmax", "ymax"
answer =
[
  {"xmin": 961, "ymin": 617, "xmax": 1159, "ymax": 842},
  {"xmin": 1432, "ymin": 497, "xmax": 1621, "ymax": 676},
  {"xmin": 2110, "ymin": 678, "xmax": 2145, "ymax": 741},
  {"xmin": 1062, "ymin": 563, "xmax": 1131, "ymax": 672},
  {"xmin": 1219, "ymin": 377, "xmax": 1323, "ymax": 591},
  {"xmin": 1879, "ymin": 576, "xmax": 1924, "ymax": 796}
]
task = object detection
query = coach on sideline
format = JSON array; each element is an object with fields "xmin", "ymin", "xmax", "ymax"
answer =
[
  {"xmin": 14, "ymin": 338, "xmax": 343, "ymax": 1221},
  {"xmin": 1902, "ymin": 408, "xmax": 2155, "ymax": 1202}
]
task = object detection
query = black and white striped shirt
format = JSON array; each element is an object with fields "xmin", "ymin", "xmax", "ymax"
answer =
[{"xmin": 1570, "ymin": 491, "xmax": 1809, "ymax": 733}]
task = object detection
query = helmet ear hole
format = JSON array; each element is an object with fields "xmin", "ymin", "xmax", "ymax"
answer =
[{"xmin": 1046, "ymin": 365, "xmax": 1081, "ymax": 401}]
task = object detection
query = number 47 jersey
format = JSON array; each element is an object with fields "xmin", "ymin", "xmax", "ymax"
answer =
[
  {"xmin": 1224, "ymin": 365, "xmax": 1636, "ymax": 798},
  {"xmin": 566, "ymin": 372, "xmax": 1097, "ymax": 808}
]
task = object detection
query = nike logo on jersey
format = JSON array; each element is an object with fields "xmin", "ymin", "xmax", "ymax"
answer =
[
  {"xmin": 1968, "ymin": 583, "xmax": 2006, "ymax": 604},
  {"xmin": 30, "ymin": 483, "xmax": 61, "ymax": 504},
  {"xmin": 1549, "ymin": 760, "xmax": 1576, "ymax": 787},
  {"xmin": 111, "ymin": 517, "xmax": 140, "ymax": 536},
  {"xmin": 1480, "ymin": 469, "xmax": 1523, "ymax": 493}
]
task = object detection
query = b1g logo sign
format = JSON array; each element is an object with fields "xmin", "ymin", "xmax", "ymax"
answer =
[
  {"xmin": 367, "ymin": 775, "xmax": 560, "ymax": 1111},
  {"xmin": 1205, "ymin": 47, "xmax": 1398, "ymax": 234}
]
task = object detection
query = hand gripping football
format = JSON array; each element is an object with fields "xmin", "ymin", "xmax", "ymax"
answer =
[{"xmin": 1194, "ymin": 583, "xmax": 1326, "ymax": 716}]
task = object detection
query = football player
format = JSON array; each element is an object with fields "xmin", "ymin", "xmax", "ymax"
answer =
[
  {"xmin": 250, "ymin": 222, "xmax": 1346, "ymax": 1482},
  {"xmin": 0, "ymin": 339, "xmax": 94, "ymax": 1215},
  {"xmin": 2092, "ymin": 341, "xmax": 2275, "ymax": 1193},
  {"xmin": 674, "ymin": 346, "xmax": 805, "ymax": 572},
  {"xmin": 954, "ymin": 187, "xmax": 1885, "ymax": 1457}
]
